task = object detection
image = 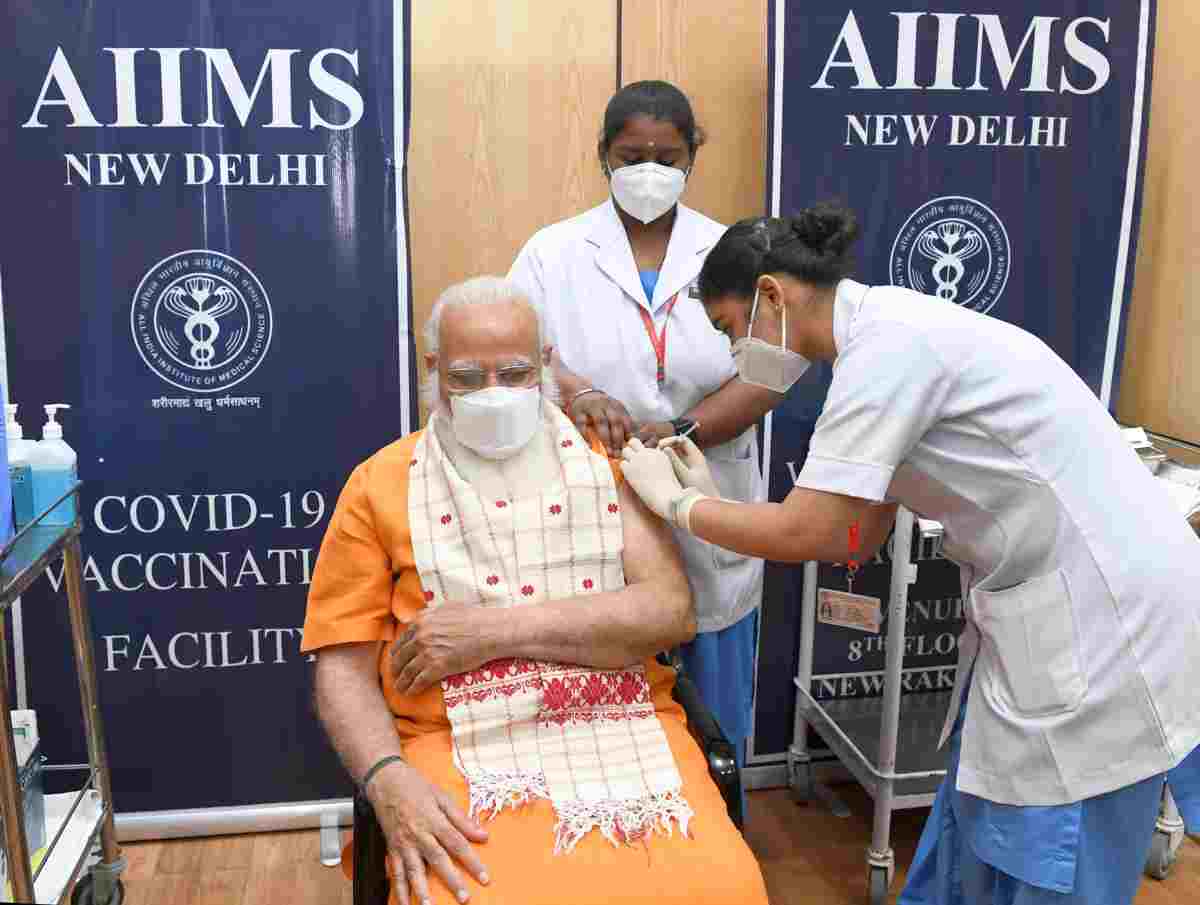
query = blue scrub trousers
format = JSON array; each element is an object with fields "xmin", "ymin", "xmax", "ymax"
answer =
[{"xmin": 678, "ymin": 608, "xmax": 757, "ymax": 815}]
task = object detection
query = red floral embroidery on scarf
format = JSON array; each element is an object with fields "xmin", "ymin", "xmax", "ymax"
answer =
[
  {"xmin": 561, "ymin": 440, "xmax": 573, "ymax": 448},
  {"xmin": 486, "ymin": 575, "xmax": 499, "ymax": 586},
  {"xmin": 549, "ymin": 504, "xmax": 562, "ymax": 515},
  {"xmin": 443, "ymin": 659, "xmax": 543, "ymax": 707},
  {"xmin": 440, "ymin": 514, "xmax": 452, "ymax": 525},
  {"xmin": 608, "ymin": 503, "xmax": 619, "ymax": 514},
  {"xmin": 423, "ymin": 591, "xmax": 434, "ymax": 602},
  {"xmin": 495, "ymin": 500, "xmax": 508, "ymax": 508},
  {"xmin": 521, "ymin": 585, "xmax": 535, "ymax": 596},
  {"xmin": 538, "ymin": 670, "xmax": 653, "ymax": 726},
  {"xmin": 582, "ymin": 579, "xmax": 593, "ymax": 590}
]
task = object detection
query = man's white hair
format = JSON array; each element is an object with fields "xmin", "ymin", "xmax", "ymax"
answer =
[
  {"xmin": 424, "ymin": 276, "xmax": 547, "ymax": 355},
  {"xmin": 422, "ymin": 276, "xmax": 558, "ymax": 411}
]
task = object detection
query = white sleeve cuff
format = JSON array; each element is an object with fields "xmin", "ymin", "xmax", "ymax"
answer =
[{"xmin": 794, "ymin": 454, "xmax": 893, "ymax": 503}]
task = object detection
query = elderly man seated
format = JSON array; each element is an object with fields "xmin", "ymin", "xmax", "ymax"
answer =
[{"xmin": 301, "ymin": 277, "xmax": 768, "ymax": 905}]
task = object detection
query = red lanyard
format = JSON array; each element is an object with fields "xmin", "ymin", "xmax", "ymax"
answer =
[{"xmin": 637, "ymin": 293, "xmax": 679, "ymax": 389}]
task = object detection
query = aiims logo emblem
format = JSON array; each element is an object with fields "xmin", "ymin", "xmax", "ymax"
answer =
[
  {"xmin": 131, "ymin": 250, "xmax": 273, "ymax": 393},
  {"xmin": 890, "ymin": 196, "xmax": 1010, "ymax": 314}
]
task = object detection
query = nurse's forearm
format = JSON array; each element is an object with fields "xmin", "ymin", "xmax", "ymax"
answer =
[
  {"xmin": 684, "ymin": 378, "xmax": 783, "ymax": 449},
  {"xmin": 687, "ymin": 491, "xmax": 897, "ymax": 564}
]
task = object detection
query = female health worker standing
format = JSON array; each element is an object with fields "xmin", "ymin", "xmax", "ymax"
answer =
[
  {"xmin": 620, "ymin": 204, "xmax": 1200, "ymax": 904},
  {"xmin": 507, "ymin": 81, "xmax": 782, "ymax": 770}
]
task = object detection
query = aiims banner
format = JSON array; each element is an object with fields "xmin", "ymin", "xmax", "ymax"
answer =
[
  {"xmin": 751, "ymin": 2, "xmax": 1155, "ymax": 764},
  {"xmin": 0, "ymin": 2, "xmax": 414, "ymax": 818}
]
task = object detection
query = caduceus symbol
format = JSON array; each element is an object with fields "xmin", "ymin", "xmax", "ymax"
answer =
[
  {"xmin": 916, "ymin": 222, "xmax": 984, "ymax": 303},
  {"xmin": 159, "ymin": 277, "xmax": 239, "ymax": 369}
]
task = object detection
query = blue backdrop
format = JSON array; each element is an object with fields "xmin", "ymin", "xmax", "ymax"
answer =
[
  {"xmin": 752, "ymin": 1, "xmax": 1155, "ymax": 763},
  {"xmin": 0, "ymin": 1, "xmax": 414, "ymax": 811}
]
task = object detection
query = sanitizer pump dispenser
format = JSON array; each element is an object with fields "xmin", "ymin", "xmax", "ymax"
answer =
[
  {"xmin": 6, "ymin": 404, "xmax": 37, "ymax": 530},
  {"xmin": 30, "ymin": 404, "xmax": 78, "ymax": 526}
]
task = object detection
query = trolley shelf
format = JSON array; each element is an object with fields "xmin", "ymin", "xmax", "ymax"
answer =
[
  {"xmin": 0, "ymin": 485, "xmax": 82, "ymax": 608},
  {"xmin": 795, "ymin": 686, "xmax": 950, "ymax": 808},
  {"xmin": 0, "ymin": 484, "xmax": 124, "ymax": 905},
  {"xmin": 27, "ymin": 791, "xmax": 107, "ymax": 905}
]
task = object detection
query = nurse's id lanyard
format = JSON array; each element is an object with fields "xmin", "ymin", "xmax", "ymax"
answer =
[
  {"xmin": 637, "ymin": 294, "xmax": 680, "ymax": 389},
  {"xmin": 846, "ymin": 521, "xmax": 860, "ymax": 592}
]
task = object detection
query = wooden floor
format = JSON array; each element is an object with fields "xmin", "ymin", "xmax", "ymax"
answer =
[{"xmin": 116, "ymin": 786, "xmax": 1200, "ymax": 905}]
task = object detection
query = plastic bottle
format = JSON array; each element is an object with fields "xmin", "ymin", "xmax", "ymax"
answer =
[
  {"xmin": 6, "ymin": 404, "xmax": 37, "ymax": 530},
  {"xmin": 29, "ymin": 404, "xmax": 77, "ymax": 526},
  {"xmin": 1, "ymin": 397, "xmax": 10, "ymax": 544}
]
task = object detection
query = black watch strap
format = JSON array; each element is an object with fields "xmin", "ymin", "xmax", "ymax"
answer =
[
  {"xmin": 670, "ymin": 417, "xmax": 695, "ymax": 437},
  {"xmin": 359, "ymin": 754, "xmax": 405, "ymax": 791}
]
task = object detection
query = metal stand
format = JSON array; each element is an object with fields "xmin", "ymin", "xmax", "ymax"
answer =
[
  {"xmin": 1145, "ymin": 787, "xmax": 1186, "ymax": 881},
  {"xmin": 789, "ymin": 507, "xmax": 951, "ymax": 905},
  {"xmin": 0, "ymin": 485, "xmax": 125, "ymax": 904}
]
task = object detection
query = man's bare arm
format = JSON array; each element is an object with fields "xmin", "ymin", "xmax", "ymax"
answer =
[
  {"xmin": 314, "ymin": 643, "xmax": 489, "ymax": 904},
  {"xmin": 391, "ymin": 478, "xmax": 697, "ymax": 693}
]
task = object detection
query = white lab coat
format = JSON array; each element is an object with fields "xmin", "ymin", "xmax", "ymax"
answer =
[
  {"xmin": 795, "ymin": 279, "xmax": 1200, "ymax": 807},
  {"xmin": 509, "ymin": 199, "xmax": 763, "ymax": 633}
]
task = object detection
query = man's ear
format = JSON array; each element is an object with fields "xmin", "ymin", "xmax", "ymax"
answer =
[
  {"xmin": 424, "ymin": 352, "xmax": 438, "ymax": 374},
  {"xmin": 542, "ymin": 344, "xmax": 554, "ymax": 367}
]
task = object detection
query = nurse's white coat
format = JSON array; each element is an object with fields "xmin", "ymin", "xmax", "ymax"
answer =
[
  {"xmin": 509, "ymin": 200, "xmax": 763, "ymax": 633},
  {"xmin": 796, "ymin": 279, "xmax": 1200, "ymax": 807}
]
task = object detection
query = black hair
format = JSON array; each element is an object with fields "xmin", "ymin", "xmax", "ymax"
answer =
[
  {"xmin": 697, "ymin": 201, "xmax": 861, "ymax": 299},
  {"xmin": 597, "ymin": 80, "xmax": 706, "ymax": 166}
]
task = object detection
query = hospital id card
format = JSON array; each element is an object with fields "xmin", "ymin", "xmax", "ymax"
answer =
[{"xmin": 817, "ymin": 589, "xmax": 882, "ymax": 634}]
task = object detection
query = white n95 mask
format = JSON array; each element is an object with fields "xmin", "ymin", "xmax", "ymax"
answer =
[
  {"xmin": 609, "ymin": 162, "xmax": 687, "ymax": 224},
  {"xmin": 450, "ymin": 386, "xmax": 542, "ymax": 460},
  {"xmin": 732, "ymin": 288, "xmax": 812, "ymax": 394}
]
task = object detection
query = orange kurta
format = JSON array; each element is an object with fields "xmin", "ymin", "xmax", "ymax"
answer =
[{"xmin": 302, "ymin": 431, "xmax": 768, "ymax": 905}]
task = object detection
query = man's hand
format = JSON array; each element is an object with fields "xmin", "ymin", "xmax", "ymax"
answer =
[
  {"xmin": 570, "ymin": 391, "xmax": 635, "ymax": 455},
  {"xmin": 369, "ymin": 761, "xmax": 490, "ymax": 905},
  {"xmin": 391, "ymin": 602, "xmax": 508, "ymax": 695}
]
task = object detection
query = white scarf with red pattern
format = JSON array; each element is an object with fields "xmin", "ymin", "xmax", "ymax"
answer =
[{"xmin": 408, "ymin": 404, "xmax": 690, "ymax": 853}]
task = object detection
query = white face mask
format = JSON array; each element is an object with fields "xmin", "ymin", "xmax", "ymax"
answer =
[
  {"xmin": 609, "ymin": 162, "xmax": 688, "ymax": 224},
  {"xmin": 450, "ymin": 386, "xmax": 542, "ymax": 461},
  {"xmin": 732, "ymin": 288, "xmax": 812, "ymax": 394}
]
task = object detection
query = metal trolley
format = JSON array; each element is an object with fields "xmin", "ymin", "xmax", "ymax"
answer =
[
  {"xmin": 788, "ymin": 507, "xmax": 952, "ymax": 905},
  {"xmin": 0, "ymin": 485, "xmax": 125, "ymax": 904}
]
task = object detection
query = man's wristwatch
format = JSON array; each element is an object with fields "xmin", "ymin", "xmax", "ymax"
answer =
[{"xmin": 670, "ymin": 417, "xmax": 695, "ymax": 438}]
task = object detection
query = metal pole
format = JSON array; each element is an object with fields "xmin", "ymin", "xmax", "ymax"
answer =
[
  {"xmin": 789, "ymin": 561, "xmax": 819, "ymax": 794},
  {"xmin": 0, "ymin": 615, "xmax": 34, "ymax": 902},
  {"xmin": 63, "ymin": 537, "xmax": 121, "ymax": 871},
  {"xmin": 871, "ymin": 507, "xmax": 917, "ymax": 869}
]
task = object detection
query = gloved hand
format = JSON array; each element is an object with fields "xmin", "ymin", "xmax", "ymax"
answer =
[
  {"xmin": 660, "ymin": 435, "xmax": 721, "ymax": 499},
  {"xmin": 621, "ymin": 439, "xmax": 707, "ymax": 531}
]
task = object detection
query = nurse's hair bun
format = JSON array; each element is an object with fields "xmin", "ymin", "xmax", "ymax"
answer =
[{"xmin": 788, "ymin": 201, "xmax": 860, "ymax": 257}]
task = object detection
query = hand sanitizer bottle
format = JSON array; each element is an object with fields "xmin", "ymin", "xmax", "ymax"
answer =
[
  {"xmin": 1, "ymin": 396, "xmax": 10, "ymax": 545},
  {"xmin": 5, "ymin": 405, "xmax": 37, "ymax": 530},
  {"xmin": 30, "ymin": 404, "xmax": 77, "ymax": 526}
]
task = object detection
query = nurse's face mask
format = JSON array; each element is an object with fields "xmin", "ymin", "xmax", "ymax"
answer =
[
  {"xmin": 608, "ymin": 162, "xmax": 689, "ymax": 224},
  {"xmin": 732, "ymin": 286, "xmax": 812, "ymax": 394}
]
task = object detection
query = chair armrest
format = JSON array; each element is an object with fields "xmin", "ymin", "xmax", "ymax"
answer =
[
  {"xmin": 672, "ymin": 671, "xmax": 744, "ymax": 830},
  {"xmin": 353, "ymin": 789, "xmax": 391, "ymax": 905}
]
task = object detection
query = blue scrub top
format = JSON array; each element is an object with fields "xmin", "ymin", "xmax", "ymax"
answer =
[{"xmin": 639, "ymin": 269, "xmax": 658, "ymax": 303}]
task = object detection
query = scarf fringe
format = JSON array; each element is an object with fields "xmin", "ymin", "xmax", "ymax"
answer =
[
  {"xmin": 552, "ymin": 790, "xmax": 694, "ymax": 855},
  {"xmin": 466, "ymin": 769, "xmax": 550, "ymax": 821}
]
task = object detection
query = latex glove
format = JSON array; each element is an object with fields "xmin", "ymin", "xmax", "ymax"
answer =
[
  {"xmin": 621, "ymin": 439, "xmax": 706, "ymax": 530},
  {"xmin": 660, "ymin": 435, "xmax": 721, "ymax": 499}
]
